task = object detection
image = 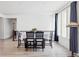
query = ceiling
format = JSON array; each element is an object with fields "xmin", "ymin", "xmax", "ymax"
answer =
[{"xmin": 0, "ymin": 1, "xmax": 69, "ymax": 15}]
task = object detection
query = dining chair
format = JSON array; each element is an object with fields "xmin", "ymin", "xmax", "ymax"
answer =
[
  {"xmin": 17, "ymin": 32, "xmax": 22, "ymax": 48},
  {"xmin": 49, "ymin": 32, "xmax": 53, "ymax": 48},
  {"xmin": 17, "ymin": 32, "xmax": 26, "ymax": 48},
  {"xmin": 44, "ymin": 31, "xmax": 53, "ymax": 48},
  {"xmin": 35, "ymin": 31, "xmax": 45, "ymax": 51},
  {"xmin": 25, "ymin": 31, "xmax": 35, "ymax": 50}
]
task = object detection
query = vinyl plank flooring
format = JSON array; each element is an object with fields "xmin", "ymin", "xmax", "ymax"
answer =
[{"xmin": 0, "ymin": 39, "xmax": 71, "ymax": 57}]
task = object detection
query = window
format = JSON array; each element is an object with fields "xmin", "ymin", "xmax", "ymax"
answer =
[
  {"xmin": 57, "ymin": 13, "xmax": 62, "ymax": 36},
  {"xmin": 66, "ymin": 7, "xmax": 70, "ymax": 39},
  {"xmin": 61, "ymin": 9, "xmax": 67, "ymax": 38}
]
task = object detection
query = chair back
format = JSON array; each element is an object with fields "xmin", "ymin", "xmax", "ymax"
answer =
[
  {"xmin": 18, "ymin": 32, "xmax": 22, "ymax": 39},
  {"xmin": 35, "ymin": 31, "xmax": 44, "ymax": 38},
  {"xmin": 26, "ymin": 31, "xmax": 34, "ymax": 39}
]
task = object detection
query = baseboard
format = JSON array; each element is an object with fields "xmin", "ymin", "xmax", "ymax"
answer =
[
  {"xmin": 76, "ymin": 53, "xmax": 79, "ymax": 57},
  {"xmin": 3, "ymin": 36, "xmax": 12, "ymax": 40},
  {"xmin": 54, "ymin": 41, "xmax": 69, "ymax": 51}
]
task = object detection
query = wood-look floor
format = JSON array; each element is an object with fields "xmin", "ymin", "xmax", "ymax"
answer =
[{"xmin": 0, "ymin": 39, "xmax": 71, "ymax": 57}]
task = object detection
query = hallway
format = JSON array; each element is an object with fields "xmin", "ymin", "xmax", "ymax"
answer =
[{"xmin": 0, "ymin": 39, "xmax": 71, "ymax": 57}]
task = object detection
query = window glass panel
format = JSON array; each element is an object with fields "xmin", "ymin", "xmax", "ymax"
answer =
[
  {"xmin": 61, "ymin": 9, "xmax": 67, "ymax": 38},
  {"xmin": 57, "ymin": 13, "xmax": 62, "ymax": 36},
  {"xmin": 66, "ymin": 7, "xmax": 70, "ymax": 39}
]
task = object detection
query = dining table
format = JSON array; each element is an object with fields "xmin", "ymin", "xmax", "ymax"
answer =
[{"xmin": 13, "ymin": 30, "xmax": 54, "ymax": 48}]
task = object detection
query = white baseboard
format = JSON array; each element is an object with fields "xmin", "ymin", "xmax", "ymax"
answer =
[{"xmin": 74, "ymin": 50, "xmax": 79, "ymax": 56}]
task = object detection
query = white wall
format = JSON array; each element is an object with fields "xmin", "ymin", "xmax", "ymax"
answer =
[
  {"xmin": 0, "ymin": 17, "xmax": 4, "ymax": 39},
  {"xmin": 5, "ymin": 10, "xmax": 54, "ymax": 31},
  {"xmin": 0, "ymin": 14, "xmax": 5, "ymax": 39},
  {"xmin": 4, "ymin": 19, "xmax": 13, "ymax": 39},
  {"xmin": 16, "ymin": 14, "xmax": 53, "ymax": 31}
]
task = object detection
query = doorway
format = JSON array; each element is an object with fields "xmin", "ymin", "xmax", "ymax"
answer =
[{"xmin": 4, "ymin": 18, "xmax": 17, "ymax": 40}]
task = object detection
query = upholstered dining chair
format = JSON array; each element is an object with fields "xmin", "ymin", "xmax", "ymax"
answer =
[
  {"xmin": 25, "ymin": 31, "xmax": 35, "ymax": 50},
  {"xmin": 17, "ymin": 32, "xmax": 21, "ymax": 48},
  {"xmin": 49, "ymin": 32, "xmax": 53, "ymax": 48},
  {"xmin": 44, "ymin": 31, "xmax": 53, "ymax": 48},
  {"xmin": 17, "ymin": 32, "xmax": 26, "ymax": 48},
  {"xmin": 35, "ymin": 31, "xmax": 45, "ymax": 51}
]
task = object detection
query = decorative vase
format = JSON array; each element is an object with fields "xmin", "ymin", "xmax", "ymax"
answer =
[{"xmin": 32, "ymin": 28, "xmax": 37, "ymax": 32}]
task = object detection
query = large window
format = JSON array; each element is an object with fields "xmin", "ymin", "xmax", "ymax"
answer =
[
  {"xmin": 61, "ymin": 9, "xmax": 67, "ymax": 38},
  {"xmin": 57, "ymin": 13, "xmax": 62, "ymax": 36},
  {"xmin": 57, "ymin": 6, "xmax": 70, "ymax": 50},
  {"xmin": 57, "ymin": 7, "xmax": 70, "ymax": 39},
  {"xmin": 66, "ymin": 7, "xmax": 70, "ymax": 39}
]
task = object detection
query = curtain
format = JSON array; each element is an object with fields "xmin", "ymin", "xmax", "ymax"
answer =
[
  {"xmin": 54, "ymin": 13, "xmax": 59, "ymax": 41},
  {"xmin": 70, "ymin": 1, "xmax": 78, "ymax": 53}
]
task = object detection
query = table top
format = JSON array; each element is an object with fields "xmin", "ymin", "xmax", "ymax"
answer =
[{"xmin": 14, "ymin": 30, "xmax": 54, "ymax": 32}]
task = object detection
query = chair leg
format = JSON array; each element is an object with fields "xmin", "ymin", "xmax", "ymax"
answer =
[
  {"xmin": 33, "ymin": 41, "xmax": 35, "ymax": 51},
  {"xmin": 17, "ymin": 39, "xmax": 21, "ymax": 48},
  {"xmin": 42, "ymin": 48, "xmax": 44, "ymax": 52},
  {"xmin": 42, "ymin": 44, "xmax": 44, "ymax": 52},
  {"xmin": 49, "ymin": 40, "xmax": 52, "ymax": 48},
  {"xmin": 25, "ymin": 42, "xmax": 28, "ymax": 51},
  {"xmin": 35, "ymin": 42, "xmax": 37, "ymax": 51},
  {"xmin": 25, "ymin": 43, "xmax": 27, "ymax": 48},
  {"xmin": 42, "ymin": 41, "xmax": 45, "ymax": 52},
  {"xmin": 50, "ymin": 42, "xmax": 52, "ymax": 48}
]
